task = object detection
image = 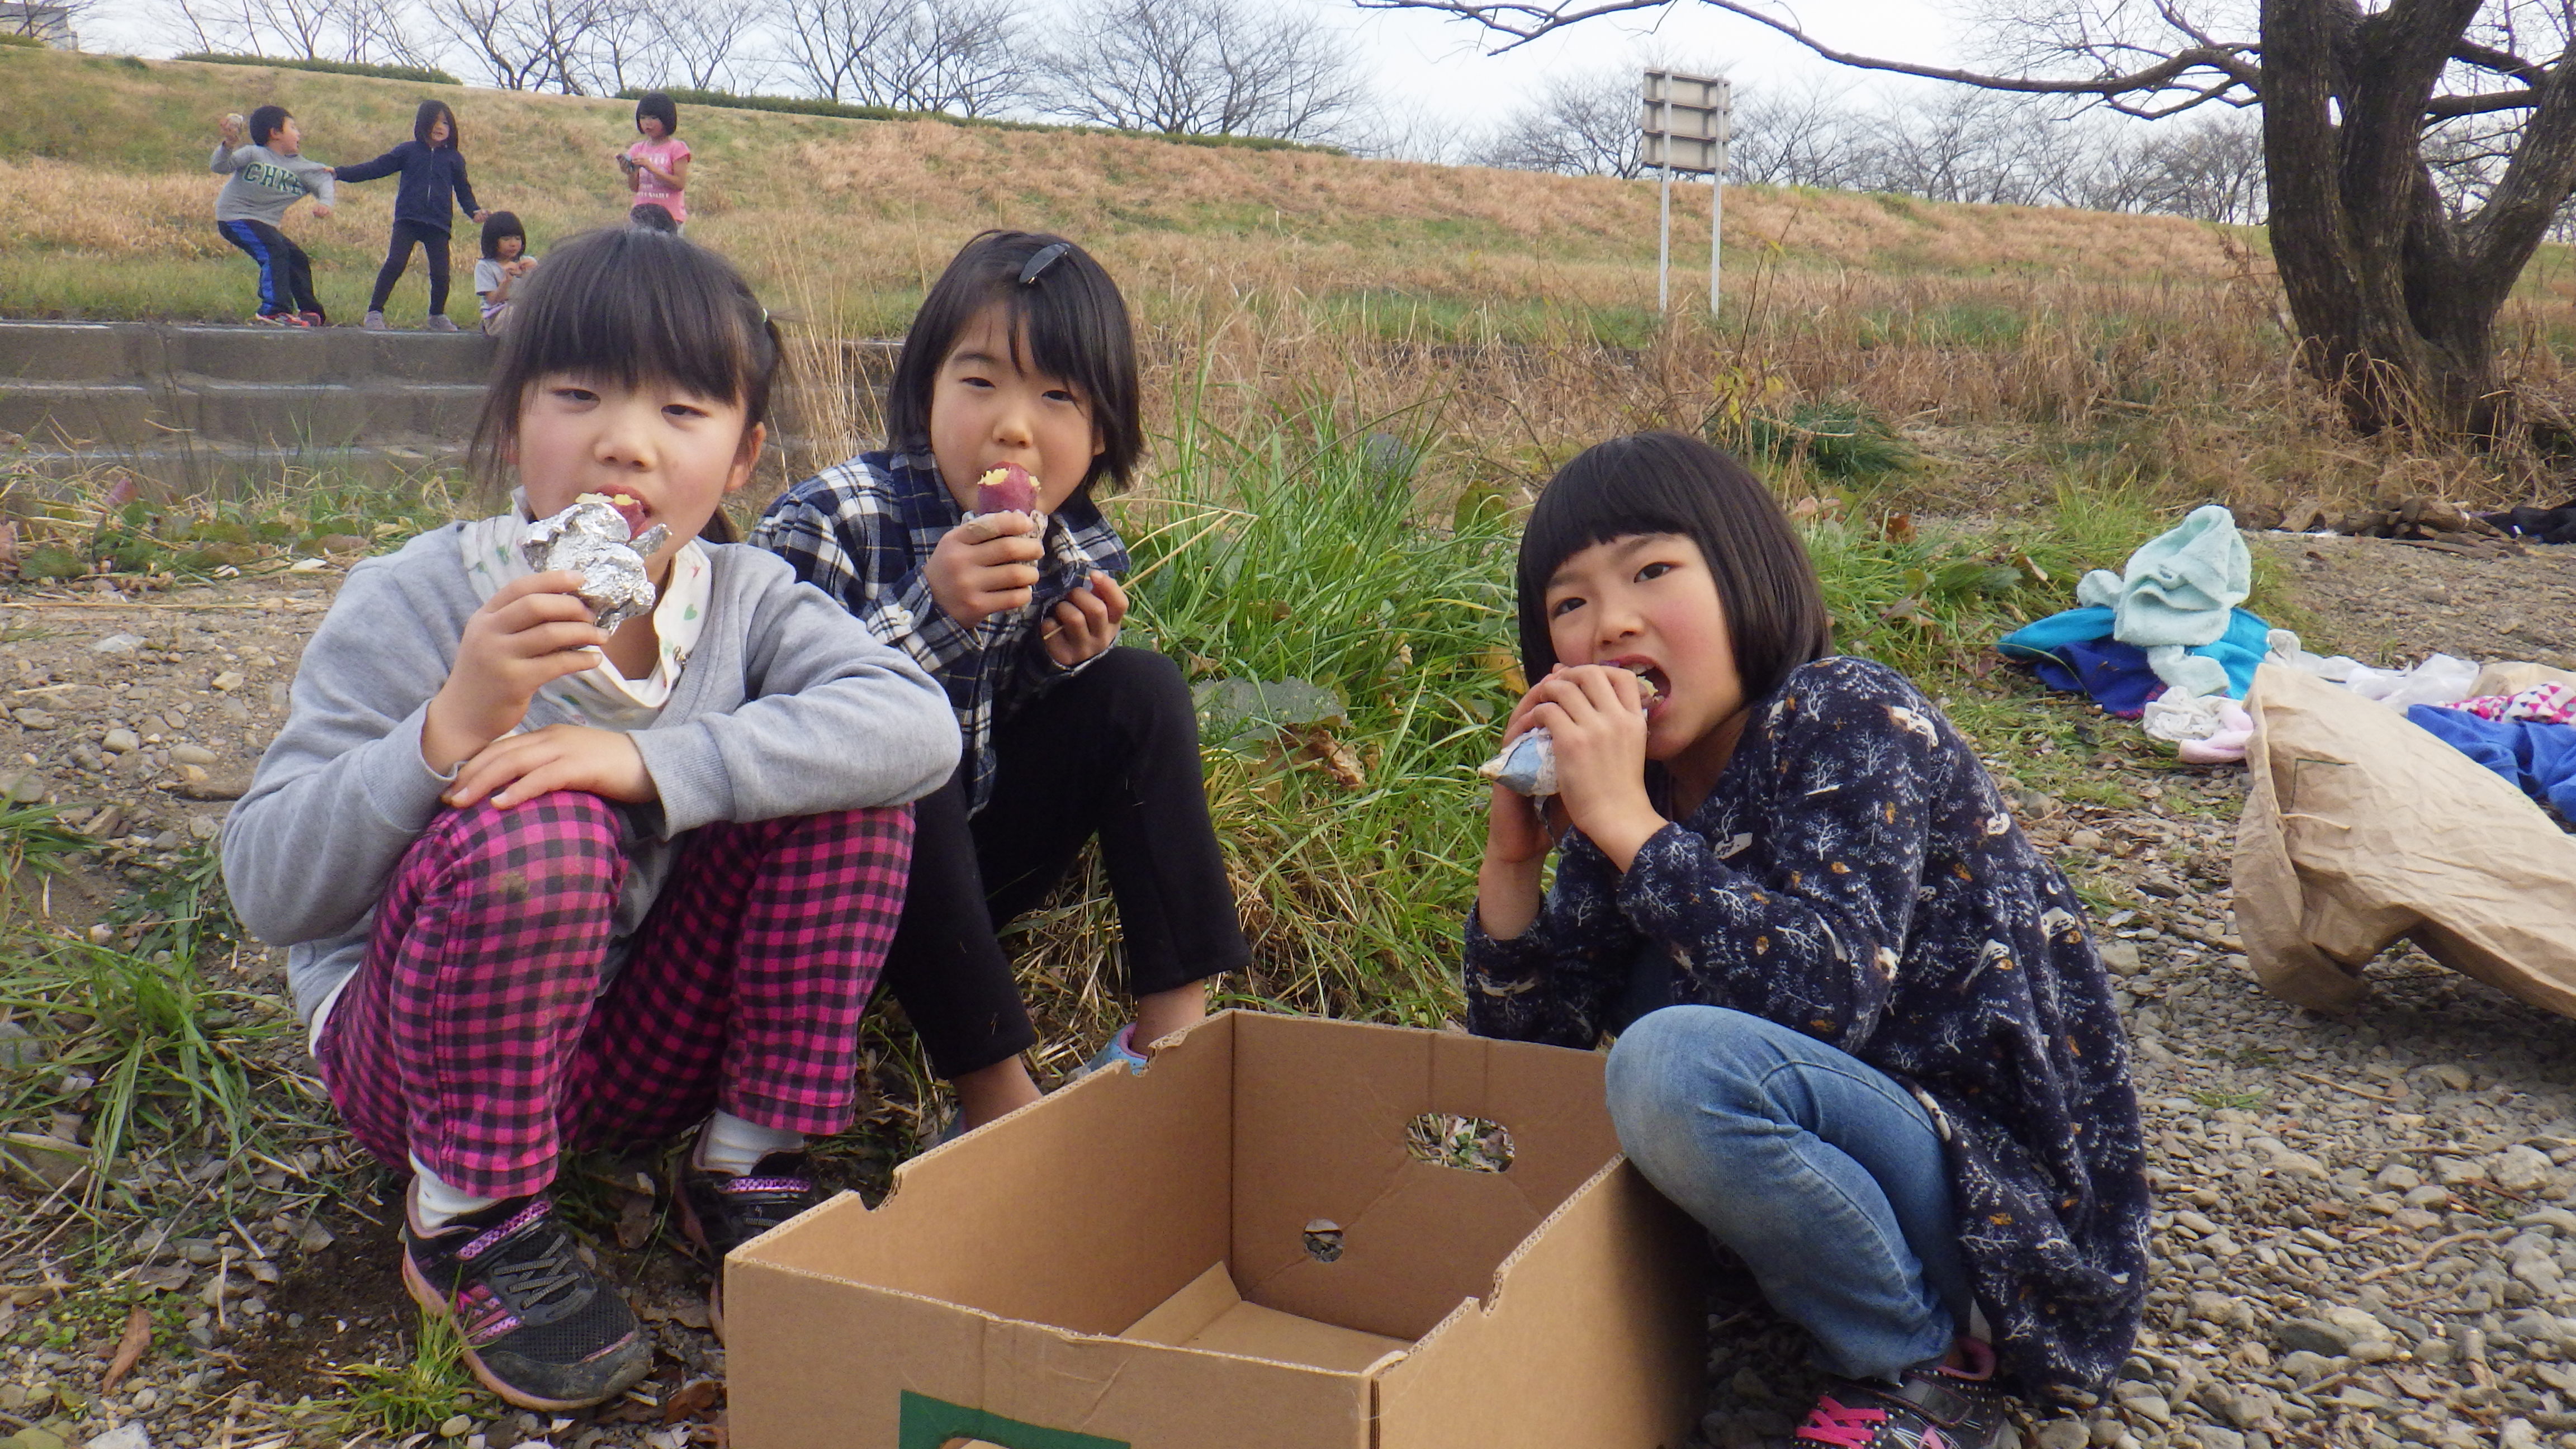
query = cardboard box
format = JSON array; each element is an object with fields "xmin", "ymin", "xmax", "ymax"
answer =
[{"xmin": 728, "ymin": 1011, "xmax": 1708, "ymax": 1449}]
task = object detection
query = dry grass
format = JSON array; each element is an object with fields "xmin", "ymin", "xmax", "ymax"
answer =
[{"xmin": 7, "ymin": 45, "xmax": 2576, "ymax": 512}]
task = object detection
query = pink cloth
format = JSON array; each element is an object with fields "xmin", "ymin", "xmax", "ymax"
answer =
[
  {"xmin": 626, "ymin": 135, "xmax": 690, "ymax": 221},
  {"xmin": 2451, "ymin": 682, "xmax": 2576, "ymax": 727}
]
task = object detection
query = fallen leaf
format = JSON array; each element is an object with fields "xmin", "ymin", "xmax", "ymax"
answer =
[
  {"xmin": 662, "ymin": 1380, "xmax": 723, "ymax": 1423},
  {"xmin": 615, "ymin": 1190, "xmax": 656, "ymax": 1251},
  {"xmin": 101, "ymin": 1303, "xmax": 152, "ymax": 1392},
  {"xmin": 133, "ymin": 1264, "xmax": 194, "ymax": 1292},
  {"xmin": 1293, "ymin": 727, "xmax": 1366, "ymax": 789}
]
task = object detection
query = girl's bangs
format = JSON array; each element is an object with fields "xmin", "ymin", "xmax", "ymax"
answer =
[
  {"xmin": 516, "ymin": 252, "xmax": 758, "ymax": 410},
  {"xmin": 1000, "ymin": 285, "xmax": 1116, "ymax": 414}
]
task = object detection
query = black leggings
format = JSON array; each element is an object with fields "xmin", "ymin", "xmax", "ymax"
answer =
[
  {"xmin": 879, "ymin": 647, "xmax": 1249, "ymax": 1078},
  {"xmin": 368, "ymin": 219, "xmax": 451, "ymax": 315}
]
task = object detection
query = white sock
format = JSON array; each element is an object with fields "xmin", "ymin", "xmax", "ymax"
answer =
[
  {"xmin": 410, "ymin": 1155, "xmax": 503, "ymax": 1234},
  {"xmin": 694, "ymin": 1111, "xmax": 804, "ymax": 1176}
]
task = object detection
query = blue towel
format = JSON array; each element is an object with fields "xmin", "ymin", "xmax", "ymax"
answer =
[
  {"xmin": 2407, "ymin": 707, "xmax": 2576, "ymax": 822},
  {"xmin": 2021, "ymin": 638, "xmax": 2163, "ymax": 718},
  {"xmin": 2001, "ymin": 606, "xmax": 2275, "ymax": 701}
]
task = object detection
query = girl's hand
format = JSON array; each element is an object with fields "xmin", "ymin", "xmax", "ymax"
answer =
[
  {"xmin": 471, "ymin": 209, "xmax": 490, "ymax": 222},
  {"xmin": 1043, "ymin": 571, "xmax": 1126, "ymax": 667},
  {"xmin": 926, "ymin": 512, "xmax": 1043, "ymax": 627},
  {"xmin": 422, "ymin": 571, "xmax": 608, "ymax": 771},
  {"xmin": 444, "ymin": 723, "xmax": 653, "ymax": 811},
  {"xmin": 1526, "ymin": 665, "xmax": 1664, "ymax": 870}
]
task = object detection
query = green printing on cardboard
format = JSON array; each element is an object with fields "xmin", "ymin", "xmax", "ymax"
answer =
[{"xmin": 897, "ymin": 1391, "xmax": 1129, "ymax": 1449}]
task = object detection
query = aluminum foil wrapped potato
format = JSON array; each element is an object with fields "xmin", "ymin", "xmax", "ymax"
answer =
[
  {"xmin": 1476, "ymin": 669, "xmax": 1661, "ymax": 798},
  {"xmin": 521, "ymin": 493, "xmax": 671, "ymax": 633}
]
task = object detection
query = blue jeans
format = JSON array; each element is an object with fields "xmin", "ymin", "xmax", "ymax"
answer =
[{"xmin": 1606, "ymin": 1005, "xmax": 1974, "ymax": 1381}]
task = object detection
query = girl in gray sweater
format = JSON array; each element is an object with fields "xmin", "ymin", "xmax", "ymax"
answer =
[{"xmin": 222, "ymin": 229, "xmax": 959, "ymax": 1412}]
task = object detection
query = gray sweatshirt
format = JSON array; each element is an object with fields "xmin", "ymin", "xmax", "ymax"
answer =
[
  {"xmin": 210, "ymin": 143, "xmax": 336, "ymax": 226},
  {"xmin": 223, "ymin": 526, "xmax": 962, "ymax": 1025}
]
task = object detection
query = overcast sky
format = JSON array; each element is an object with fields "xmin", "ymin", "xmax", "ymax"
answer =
[{"xmin": 82, "ymin": 0, "xmax": 1976, "ymax": 145}]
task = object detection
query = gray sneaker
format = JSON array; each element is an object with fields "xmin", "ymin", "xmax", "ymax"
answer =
[
  {"xmin": 362, "ymin": 311, "xmax": 387, "ymax": 331},
  {"xmin": 425, "ymin": 315, "xmax": 461, "ymax": 333}
]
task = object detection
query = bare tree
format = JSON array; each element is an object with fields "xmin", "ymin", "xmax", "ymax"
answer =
[
  {"xmin": 1475, "ymin": 64, "xmax": 1645, "ymax": 175},
  {"xmin": 645, "ymin": 0, "xmax": 760, "ymax": 89},
  {"xmin": 438, "ymin": 0, "xmax": 618, "ymax": 91},
  {"xmin": 1730, "ymin": 78, "xmax": 1859, "ymax": 188},
  {"xmin": 1040, "ymin": 0, "xmax": 1368, "ymax": 140},
  {"xmin": 1354, "ymin": 0, "xmax": 2576, "ymax": 438},
  {"xmin": 159, "ymin": 0, "xmax": 435, "ymax": 63}
]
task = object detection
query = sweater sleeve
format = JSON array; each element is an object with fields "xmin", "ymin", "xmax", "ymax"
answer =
[
  {"xmin": 751, "ymin": 487, "xmax": 982, "ymax": 692},
  {"xmin": 1616, "ymin": 665, "xmax": 1940, "ymax": 1052},
  {"xmin": 333, "ymin": 145, "xmax": 405, "ymax": 184},
  {"xmin": 629, "ymin": 557, "xmax": 961, "ymax": 836},
  {"xmin": 220, "ymin": 560, "xmax": 462, "ymax": 948},
  {"xmin": 1462, "ymin": 832, "xmax": 1641, "ymax": 1048},
  {"xmin": 210, "ymin": 143, "xmax": 244, "ymax": 175}
]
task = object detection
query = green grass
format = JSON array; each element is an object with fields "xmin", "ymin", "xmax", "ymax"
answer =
[{"xmin": 339, "ymin": 1311, "xmax": 489, "ymax": 1438}]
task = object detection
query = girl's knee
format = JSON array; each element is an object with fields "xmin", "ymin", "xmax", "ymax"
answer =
[{"xmin": 418, "ymin": 790, "xmax": 624, "ymax": 872}]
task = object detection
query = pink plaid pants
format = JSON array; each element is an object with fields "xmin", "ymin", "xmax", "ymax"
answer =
[{"xmin": 315, "ymin": 791, "xmax": 913, "ymax": 1199}]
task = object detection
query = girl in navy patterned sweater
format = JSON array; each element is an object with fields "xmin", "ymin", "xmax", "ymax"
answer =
[{"xmin": 1466, "ymin": 433, "xmax": 2148, "ymax": 1442}]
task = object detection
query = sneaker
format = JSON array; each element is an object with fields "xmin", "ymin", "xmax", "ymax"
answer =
[
  {"xmin": 1793, "ymin": 1339, "xmax": 2014, "ymax": 1449},
  {"xmin": 425, "ymin": 315, "xmax": 461, "ymax": 332},
  {"xmin": 362, "ymin": 310, "xmax": 388, "ymax": 331},
  {"xmin": 675, "ymin": 1152, "xmax": 822, "ymax": 1342},
  {"xmin": 250, "ymin": 311, "xmax": 294, "ymax": 327},
  {"xmin": 401, "ymin": 1193, "xmax": 654, "ymax": 1411},
  {"xmin": 1073, "ymin": 1024, "xmax": 1150, "ymax": 1081},
  {"xmin": 299, "ymin": 310, "xmax": 326, "ymax": 328}
]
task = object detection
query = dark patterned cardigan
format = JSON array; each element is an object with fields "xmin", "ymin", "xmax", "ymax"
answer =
[{"xmin": 1464, "ymin": 656, "xmax": 2148, "ymax": 1402}]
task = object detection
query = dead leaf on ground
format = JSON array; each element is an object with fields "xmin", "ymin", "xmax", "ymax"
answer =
[
  {"xmin": 1291, "ymin": 726, "xmax": 1365, "ymax": 789},
  {"xmin": 102, "ymin": 1303, "xmax": 152, "ymax": 1392},
  {"xmin": 615, "ymin": 1190, "xmax": 657, "ymax": 1251},
  {"xmin": 662, "ymin": 1379, "xmax": 723, "ymax": 1423}
]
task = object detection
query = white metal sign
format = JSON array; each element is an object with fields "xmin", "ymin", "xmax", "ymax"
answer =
[{"xmin": 1640, "ymin": 69, "xmax": 1731, "ymax": 316}]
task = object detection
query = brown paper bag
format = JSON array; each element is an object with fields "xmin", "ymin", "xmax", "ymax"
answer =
[{"xmin": 2233, "ymin": 664, "xmax": 2576, "ymax": 1015}]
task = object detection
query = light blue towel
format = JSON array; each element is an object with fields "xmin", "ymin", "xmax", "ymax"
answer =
[
  {"xmin": 1999, "ymin": 605, "xmax": 2274, "ymax": 699},
  {"xmin": 2076, "ymin": 505, "xmax": 2251, "ymax": 651}
]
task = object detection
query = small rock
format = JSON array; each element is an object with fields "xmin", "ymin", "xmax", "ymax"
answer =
[
  {"xmin": 439, "ymin": 1416, "xmax": 472, "ymax": 1439},
  {"xmin": 148, "ymin": 830, "xmax": 181, "ymax": 850},
  {"xmin": 91, "ymin": 633, "xmax": 143, "ymax": 655},
  {"xmin": 2277, "ymin": 1348, "xmax": 2343, "ymax": 1385},
  {"xmin": 2100, "ymin": 941, "xmax": 2143, "ymax": 977},
  {"xmin": 2430, "ymin": 1063, "xmax": 2475, "ymax": 1091},
  {"xmin": 2198, "ymin": 1429, "xmax": 2246, "ymax": 1449},
  {"xmin": 2376, "ymin": 1163, "xmax": 2422, "ymax": 1191},
  {"xmin": 11, "ymin": 707, "xmax": 53, "ymax": 730},
  {"xmin": 2070, "ymin": 828, "xmax": 2106, "ymax": 850},
  {"xmin": 296, "ymin": 1220, "xmax": 335, "ymax": 1254},
  {"xmin": 2035, "ymin": 1422, "xmax": 2089, "ymax": 1449},
  {"xmin": 169, "ymin": 744, "xmax": 216, "ymax": 766},
  {"xmin": 0, "ymin": 1019, "xmax": 44, "ymax": 1068},
  {"xmin": 17, "ymin": 1430, "xmax": 67, "ymax": 1449},
  {"xmin": 209, "ymin": 671, "xmax": 244, "ymax": 692},
  {"xmin": 86, "ymin": 1424, "xmax": 151, "ymax": 1449},
  {"xmin": 2497, "ymin": 1144, "xmax": 2555, "ymax": 1192},
  {"xmin": 176, "ymin": 770, "xmax": 249, "ymax": 802}
]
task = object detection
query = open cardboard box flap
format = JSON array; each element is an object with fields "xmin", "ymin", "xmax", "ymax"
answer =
[{"xmin": 728, "ymin": 1011, "xmax": 1706, "ymax": 1449}]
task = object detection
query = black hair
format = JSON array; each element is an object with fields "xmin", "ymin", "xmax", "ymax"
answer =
[
  {"xmin": 1515, "ymin": 431, "xmax": 1834, "ymax": 709},
  {"xmin": 480, "ymin": 210, "xmax": 526, "ymax": 260},
  {"xmin": 883, "ymin": 230, "xmax": 1142, "ymax": 496},
  {"xmin": 414, "ymin": 98, "xmax": 459, "ymax": 149},
  {"xmin": 248, "ymin": 105, "xmax": 291, "ymax": 148},
  {"xmin": 470, "ymin": 228, "xmax": 781, "ymax": 544},
  {"xmin": 627, "ymin": 202, "xmax": 678, "ymax": 233},
  {"xmin": 634, "ymin": 91, "xmax": 678, "ymax": 138}
]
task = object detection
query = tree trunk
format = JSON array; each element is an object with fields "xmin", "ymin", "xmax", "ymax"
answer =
[{"xmin": 2262, "ymin": 0, "xmax": 2576, "ymax": 438}]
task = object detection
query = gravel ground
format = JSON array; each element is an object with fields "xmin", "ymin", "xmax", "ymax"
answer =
[{"xmin": 3, "ymin": 533, "xmax": 2575, "ymax": 1449}]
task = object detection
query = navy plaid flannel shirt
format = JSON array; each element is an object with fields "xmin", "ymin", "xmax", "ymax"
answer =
[{"xmin": 750, "ymin": 449, "xmax": 1130, "ymax": 813}]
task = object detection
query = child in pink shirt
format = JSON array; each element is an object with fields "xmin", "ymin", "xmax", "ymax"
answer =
[{"xmin": 619, "ymin": 92, "xmax": 690, "ymax": 228}]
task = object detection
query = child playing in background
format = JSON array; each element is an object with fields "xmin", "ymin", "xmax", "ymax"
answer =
[
  {"xmin": 618, "ymin": 93, "xmax": 689, "ymax": 231},
  {"xmin": 752, "ymin": 230, "xmax": 1248, "ymax": 1135},
  {"xmin": 473, "ymin": 211, "xmax": 533, "ymax": 335},
  {"xmin": 1465, "ymin": 432, "xmax": 2149, "ymax": 1443},
  {"xmin": 335, "ymin": 98, "xmax": 488, "ymax": 332},
  {"xmin": 627, "ymin": 203, "xmax": 679, "ymax": 233},
  {"xmin": 224, "ymin": 228, "xmax": 959, "ymax": 1409},
  {"xmin": 211, "ymin": 105, "xmax": 334, "ymax": 327}
]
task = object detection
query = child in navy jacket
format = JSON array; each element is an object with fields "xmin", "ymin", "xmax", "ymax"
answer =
[{"xmin": 335, "ymin": 99, "xmax": 487, "ymax": 332}]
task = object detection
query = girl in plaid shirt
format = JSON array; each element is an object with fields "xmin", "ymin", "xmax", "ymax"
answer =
[
  {"xmin": 753, "ymin": 230, "xmax": 1249, "ymax": 1132},
  {"xmin": 225, "ymin": 229, "xmax": 959, "ymax": 1411}
]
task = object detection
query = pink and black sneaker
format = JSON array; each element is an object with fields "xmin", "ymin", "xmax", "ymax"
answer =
[
  {"xmin": 401, "ymin": 1194, "xmax": 653, "ymax": 1410},
  {"xmin": 675, "ymin": 1151, "xmax": 823, "ymax": 1342},
  {"xmin": 1794, "ymin": 1339, "xmax": 2015, "ymax": 1449}
]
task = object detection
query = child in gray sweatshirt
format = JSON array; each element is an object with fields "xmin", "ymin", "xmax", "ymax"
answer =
[
  {"xmin": 222, "ymin": 229, "xmax": 960, "ymax": 1412},
  {"xmin": 210, "ymin": 105, "xmax": 337, "ymax": 325}
]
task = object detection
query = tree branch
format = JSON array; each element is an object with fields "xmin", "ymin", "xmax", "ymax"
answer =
[{"xmin": 2452, "ymin": 39, "xmax": 2547, "ymax": 86}]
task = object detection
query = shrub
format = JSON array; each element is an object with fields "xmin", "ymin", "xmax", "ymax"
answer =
[
  {"xmin": 174, "ymin": 53, "xmax": 461, "ymax": 85},
  {"xmin": 622, "ymin": 87, "xmax": 1343, "ymax": 156}
]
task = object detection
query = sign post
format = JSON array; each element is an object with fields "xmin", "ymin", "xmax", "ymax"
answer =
[{"xmin": 1640, "ymin": 70, "xmax": 1731, "ymax": 318}]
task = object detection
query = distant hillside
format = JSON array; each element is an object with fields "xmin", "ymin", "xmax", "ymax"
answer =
[{"xmin": 0, "ymin": 45, "xmax": 2258, "ymax": 333}]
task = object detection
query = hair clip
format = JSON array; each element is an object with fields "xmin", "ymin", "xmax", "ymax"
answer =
[{"xmin": 1019, "ymin": 242, "xmax": 1073, "ymax": 286}]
